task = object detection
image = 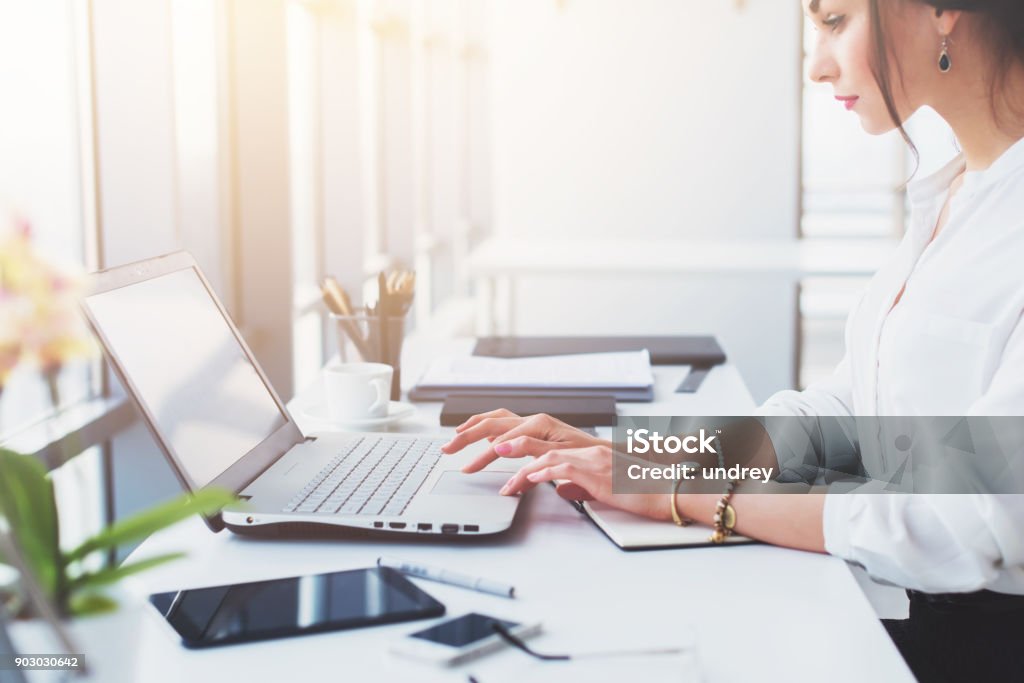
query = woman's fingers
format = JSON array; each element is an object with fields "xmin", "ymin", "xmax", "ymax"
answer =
[
  {"xmin": 488, "ymin": 443, "xmax": 662, "ymax": 521},
  {"xmin": 489, "ymin": 413, "xmax": 551, "ymax": 446},
  {"xmin": 501, "ymin": 448, "xmax": 591, "ymax": 494},
  {"xmin": 458, "ymin": 419, "xmax": 564, "ymax": 473},
  {"xmin": 524, "ymin": 462, "xmax": 577, "ymax": 485},
  {"xmin": 524, "ymin": 463, "xmax": 607, "ymax": 504},
  {"xmin": 454, "ymin": 409, "xmax": 520, "ymax": 433},
  {"xmin": 502, "ymin": 445, "xmax": 613, "ymax": 497},
  {"xmin": 441, "ymin": 417, "xmax": 522, "ymax": 454},
  {"xmin": 490, "ymin": 435, "xmax": 561, "ymax": 459}
]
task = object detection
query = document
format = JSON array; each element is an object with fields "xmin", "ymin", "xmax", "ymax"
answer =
[{"xmin": 416, "ymin": 350, "xmax": 654, "ymax": 389}]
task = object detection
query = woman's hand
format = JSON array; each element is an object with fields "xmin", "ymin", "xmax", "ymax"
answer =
[
  {"xmin": 441, "ymin": 410, "xmax": 671, "ymax": 521},
  {"xmin": 440, "ymin": 409, "xmax": 608, "ymax": 473},
  {"xmin": 500, "ymin": 442, "xmax": 672, "ymax": 521}
]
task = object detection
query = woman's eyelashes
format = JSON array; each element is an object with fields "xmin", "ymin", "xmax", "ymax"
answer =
[{"xmin": 823, "ymin": 14, "xmax": 845, "ymax": 32}]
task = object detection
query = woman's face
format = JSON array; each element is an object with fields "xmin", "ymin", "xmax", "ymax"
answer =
[{"xmin": 804, "ymin": 0, "xmax": 939, "ymax": 135}]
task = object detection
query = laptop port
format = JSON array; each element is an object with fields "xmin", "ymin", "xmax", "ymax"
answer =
[
  {"xmin": 463, "ymin": 524, "xmax": 479, "ymax": 532},
  {"xmin": 388, "ymin": 522, "xmax": 406, "ymax": 529},
  {"xmin": 373, "ymin": 521, "xmax": 384, "ymax": 528},
  {"xmin": 441, "ymin": 524, "xmax": 459, "ymax": 535},
  {"xmin": 417, "ymin": 523, "xmax": 432, "ymax": 531}
]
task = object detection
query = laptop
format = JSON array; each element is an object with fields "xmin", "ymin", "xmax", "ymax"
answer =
[{"xmin": 81, "ymin": 252, "xmax": 523, "ymax": 538}]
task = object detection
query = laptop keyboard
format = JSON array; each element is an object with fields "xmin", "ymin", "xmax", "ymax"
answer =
[{"xmin": 283, "ymin": 436, "xmax": 444, "ymax": 516}]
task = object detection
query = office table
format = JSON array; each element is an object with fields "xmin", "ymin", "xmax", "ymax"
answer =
[{"xmin": 127, "ymin": 338, "xmax": 914, "ymax": 682}]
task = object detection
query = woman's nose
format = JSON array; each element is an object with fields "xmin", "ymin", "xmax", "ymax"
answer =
[{"xmin": 807, "ymin": 41, "xmax": 838, "ymax": 84}]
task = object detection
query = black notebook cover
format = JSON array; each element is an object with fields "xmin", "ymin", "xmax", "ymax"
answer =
[
  {"xmin": 440, "ymin": 394, "xmax": 617, "ymax": 428},
  {"xmin": 472, "ymin": 335, "xmax": 726, "ymax": 367}
]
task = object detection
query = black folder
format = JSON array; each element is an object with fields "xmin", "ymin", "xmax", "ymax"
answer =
[{"xmin": 440, "ymin": 394, "xmax": 617, "ymax": 428}]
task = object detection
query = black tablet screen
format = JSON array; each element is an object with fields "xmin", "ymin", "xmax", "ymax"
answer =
[{"xmin": 149, "ymin": 567, "xmax": 444, "ymax": 648}]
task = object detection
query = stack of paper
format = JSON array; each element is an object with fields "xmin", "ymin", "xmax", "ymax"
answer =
[{"xmin": 410, "ymin": 351, "xmax": 655, "ymax": 401}]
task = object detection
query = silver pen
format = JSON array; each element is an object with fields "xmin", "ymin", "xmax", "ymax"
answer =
[{"xmin": 377, "ymin": 556, "xmax": 516, "ymax": 598}]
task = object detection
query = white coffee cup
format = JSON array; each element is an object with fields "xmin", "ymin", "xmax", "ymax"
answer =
[{"xmin": 323, "ymin": 362, "xmax": 393, "ymax": 422}]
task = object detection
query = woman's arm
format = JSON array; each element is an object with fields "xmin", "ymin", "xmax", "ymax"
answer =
[
  {"xmin": 483, "ymin": 434, "xmax": 829, "ymax": 553},
  {"xmin": 676, "ymin": 492, "xmax": 826, "ymax": 554},
  {"xmin": 822, "ymin": 314, "xmax": 1024, "ymax": 592}
]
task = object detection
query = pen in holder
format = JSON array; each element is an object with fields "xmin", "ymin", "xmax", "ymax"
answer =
[
  {"xmin": 323, "ymin": 269, "xmax": 414, "ymax": 401},
  {"xmin": 331, "ymin": 312, "xmax": 407, "ymax": 400}
]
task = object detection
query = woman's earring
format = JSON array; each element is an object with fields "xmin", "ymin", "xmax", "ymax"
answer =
[{"xmin": 938, "ymin": 35, "xmax": 952, "ymax": 73}]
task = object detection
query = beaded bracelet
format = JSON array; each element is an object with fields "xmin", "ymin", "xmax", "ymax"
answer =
[{"xmin": 709, "ymin": 480, "xmax": 737, "ymax": 544}]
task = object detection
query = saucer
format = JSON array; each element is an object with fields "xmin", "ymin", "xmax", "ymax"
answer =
[{"xmin": 302, "ymin": 401, "xmax": 416, "ymax": 428}]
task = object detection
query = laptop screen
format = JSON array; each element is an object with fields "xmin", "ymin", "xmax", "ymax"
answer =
[{"xmin": 82, "ymin": 266, "xmax": 287, "ymax": 489}]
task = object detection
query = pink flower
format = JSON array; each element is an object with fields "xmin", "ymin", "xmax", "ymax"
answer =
[{"xmin": 0, "ymin": 214, "xmax": 93, "ymax": 390}]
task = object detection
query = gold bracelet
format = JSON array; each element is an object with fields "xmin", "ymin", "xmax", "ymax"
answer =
[
  {"xmin": 670, "ymin": 476, "xmax": 694, "ymax": 527},
  {"xmin": 709, "ymin": 480, "xmax": 737, "ymax": 544}
]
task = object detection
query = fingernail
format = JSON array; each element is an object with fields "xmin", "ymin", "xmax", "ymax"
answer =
[
  {"xmin": 495, "ymin": 442, "xmax": 512, "ymax": 455},
  {"xmin": 527, "ymin": 472, "xmax": 541, "ymax": 481},
  {"xmin": 500, "ymin": 483, "xmax": 511, "ymax": 495}
]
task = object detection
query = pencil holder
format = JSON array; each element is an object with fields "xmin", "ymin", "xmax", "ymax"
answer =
[{"xmin": 331, "ymin": 313, "xmax": 407, "ymax": 400}]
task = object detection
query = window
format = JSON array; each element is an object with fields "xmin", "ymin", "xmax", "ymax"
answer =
[
  {"xmin": 282, "ymin": 0, "xmax": 493, "ymax": 394},
  {"xmin": 0, "ymin": 2, "xmax": 96, "ymax": 435}
]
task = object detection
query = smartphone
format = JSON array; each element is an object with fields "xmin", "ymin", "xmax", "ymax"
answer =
[{"xmin": 391, "ymin": 612, "xmax": 542, "ymax": 666}]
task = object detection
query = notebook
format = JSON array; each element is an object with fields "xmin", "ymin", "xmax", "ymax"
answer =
[{"xmin": 572, "ymin": 499, "xmax": 755, "ymax": 551}]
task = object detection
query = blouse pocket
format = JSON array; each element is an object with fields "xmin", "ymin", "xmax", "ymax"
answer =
[
  {"xmin": 923, "ymin": 313, "xmax": 994, "ymax": 347},
  {"xmin": 906, "ymin": 312, "xmax": 995, "ymax": 410}
]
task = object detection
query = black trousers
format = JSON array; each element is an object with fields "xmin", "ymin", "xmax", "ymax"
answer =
[{"xmin": 882, "ymin": 590, "xmax": 1024, "ymax": 682}]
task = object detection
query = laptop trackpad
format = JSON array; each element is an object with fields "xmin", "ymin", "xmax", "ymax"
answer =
[{"xmin": 430, "ymin": 471, "xmax": 508, "ymax": 496}]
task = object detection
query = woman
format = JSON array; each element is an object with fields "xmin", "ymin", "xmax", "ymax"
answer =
[{"xmin": 443, "ymin": 1, "xmax": 1024, "ymax": 680}]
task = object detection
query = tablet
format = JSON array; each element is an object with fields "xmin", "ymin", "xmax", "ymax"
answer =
[{"xmin": 149, "ymin": 567, "xmax": 445, "ymax": 648}]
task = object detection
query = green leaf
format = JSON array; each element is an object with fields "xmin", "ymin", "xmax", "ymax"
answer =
[
  {"xmin": 70, "ymin": 552, "xmax": 185, "ymax": 591},
  {"xmin": 68, "ymin": 591, "xmax": 118, "ymax": 617},
  {"xmin": 0, "ymin": 449, "xmax": 60, "ymax": 599},
  {"xmin": 65, "ymin": 487, "xmax": 235, "ymax": 564}
]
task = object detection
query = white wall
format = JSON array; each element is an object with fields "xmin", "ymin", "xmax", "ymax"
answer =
[
  {"xmin": 490, "ymin": 0, "xmax": 801, "ymax": 241},
  {"xmin": 487, "ymin": 0, "xmax": 803, "ymax": 401}
]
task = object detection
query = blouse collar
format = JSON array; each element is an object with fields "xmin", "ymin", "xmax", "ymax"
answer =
[{"xmin": 907, "ymin": 134, "xmax": 1024, "ymax": 209}]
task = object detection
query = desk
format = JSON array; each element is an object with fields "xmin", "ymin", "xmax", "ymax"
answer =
[{"xmin": 127, "ymin": 338, "xmax": 913, "ymax": 682}]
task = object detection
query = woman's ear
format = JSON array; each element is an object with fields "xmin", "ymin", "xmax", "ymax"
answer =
[{"xmin": 934, "ymin": 7, "xmax": 963, "ymax": 37}]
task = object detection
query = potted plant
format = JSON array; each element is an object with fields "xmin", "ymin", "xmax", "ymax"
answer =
[
  {"xmin": 0, "ymin": 217, "xmax": 236, "ymax": 680},
  {"xmin": 0, "ymin": 449, "xmax": 233, "ymax": 681}
]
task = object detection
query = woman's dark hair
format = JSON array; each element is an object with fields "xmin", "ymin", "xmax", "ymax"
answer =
[{"xmin": 868, "ymin": 0, "xmax": 1024, "ymax": 161}]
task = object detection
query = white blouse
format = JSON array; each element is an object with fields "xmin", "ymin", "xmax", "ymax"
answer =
[{"xmin": 758, "ymin": 136, "xmax": 1024, "ymax": 593}]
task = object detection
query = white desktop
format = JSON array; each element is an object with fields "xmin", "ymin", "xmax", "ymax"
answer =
[{"xmin": 126, "ymin": 337, "xmax": 914, "ymax": 682}]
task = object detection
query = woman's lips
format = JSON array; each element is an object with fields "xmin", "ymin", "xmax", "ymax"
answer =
[{"xmin": 835, "ymin": 95, "xmax": 859, "ymax": 111}]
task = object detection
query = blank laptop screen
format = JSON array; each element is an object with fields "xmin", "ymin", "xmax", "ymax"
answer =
[{"xmin": 83, "ymin": 267, "xmax": 287, "ymax": 489}]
